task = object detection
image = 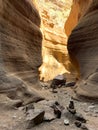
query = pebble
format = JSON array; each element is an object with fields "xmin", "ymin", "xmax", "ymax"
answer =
[
  {"xmin": 19, "ymin": 117, "xmax": 22, "ymax": 120},
  {"xmin": 64, "ymin": 119, "xmax": 69, "ymax": 125},
  {"xmin": 74, "ymin": 121, "xmax": 81, "ymax": 127},
  {"xmin": 91, "ymin": 103, "xmax": 95, "ymax": 105},
  {"xmin": 53, "ymin": 105, "xmax": 61, "ymax": 118},
  {"xmin": 69, "ymin": 101, "xmax": 75, "ymax": 109},
  {"xmin": 75, "ymin": 113, "xmax": 86, "ymax": 123},
  {"xmin": 67, "ymin": 107, "xmax": 76, "ymax": 114},
  {"xmin": 67, "ymin": 100, "xmax": 76, "ymax": 114},
  {"xmin": 12, "ymin": 115, "xmax": 17, "ymax": 119},
  {"xmin": 65, "ymin": 82, "xmax": 76, "ymax": 87},
  {"xmin": 81, "ymin": 124, "xmax": 89, "ymax": 130},
  {"xmin": 18, "ymin": 107, "xmax": 24, "ymax": 111},
  {"xmin": 94, "ymin": 109, "xmax": 98, "ymax": 114},
  {"xmin": 93, "ymin": 114, "xmax": 98, "ymax": 117},
  {"xmin": 88, "ymin": 106, "xmax": 95, "ymax": 111},
  {"xmin": 84, "ymin": 109, "xmax": 89, "ymax": 113}
]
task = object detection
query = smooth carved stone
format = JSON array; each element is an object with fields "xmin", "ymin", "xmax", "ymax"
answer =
[
  {"xmin": 0, "ymin": 0, "xmax": 43, "ymax": 103},
  {"xmin": 67, "ymin": 0, "xmax": 98, "ymax": 100}
]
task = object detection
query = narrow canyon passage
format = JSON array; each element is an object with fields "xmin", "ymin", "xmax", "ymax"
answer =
[
  {"xmin": 36, "ymin": 0, "xmax": 98, "ymax": 101},
  {"xmin": 0, "ymin": 0, "xmax": 98, "ymax": 130},
  {"xmin": 35, "ymin": 0, "xmax": 74, "ymax": 81}
]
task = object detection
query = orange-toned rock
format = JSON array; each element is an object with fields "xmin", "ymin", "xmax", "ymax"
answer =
[
  {"xmin": 67, "ymin": 0, "xmax": 98, "ymax": 100},
  {"xmin": 36, "ymin": 0, "xmax": 73, "ymax": 81},
  {"xmin": 65, "ymin": 0, "xmax": 92, "ymax": 36},
  {"xmin": 40, "ymin": 28, "xmax": 69, "ymax": 81}
]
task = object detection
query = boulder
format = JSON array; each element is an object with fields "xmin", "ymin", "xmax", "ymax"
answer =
[
  {"xmin": 50, "ymin": 75, "xmax": 66, "ymax": 89},
  {"xmin": 26, "ymin": 109, "xmax": 45, "ymax": 129}
]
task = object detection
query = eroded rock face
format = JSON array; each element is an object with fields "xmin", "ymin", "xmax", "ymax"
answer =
[
  {"xmin": 0, "ymin": 0, "xmax": 43, "ymax": 102},
  {"xmin": 67, "ymin": 0, "xmax": 98, "ymax": 100},
  {"xmin": 65, "ymin": 0, "xmax": 92, "ymax": 36},
  {"xmin": 36, "ymin": 0, "xmax": 73, "ymax": 81}
]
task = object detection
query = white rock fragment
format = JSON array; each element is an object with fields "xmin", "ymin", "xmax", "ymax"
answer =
[{"xmin": 64, "ymin": 119, "xmax": 69, "ymax": 125}]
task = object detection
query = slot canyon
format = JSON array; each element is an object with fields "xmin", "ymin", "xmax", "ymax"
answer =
[{"xmin": 0, "ymin": 0, "xmax": 98, "ymax": 130}]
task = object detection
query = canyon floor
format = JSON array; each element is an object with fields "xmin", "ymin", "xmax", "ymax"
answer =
[{"xmin": 0, "ymin": 84, "xmax": 98, "ymax": 130}]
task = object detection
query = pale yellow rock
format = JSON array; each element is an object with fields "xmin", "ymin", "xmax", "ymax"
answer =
[{"xmin": 36, "ymin": 0, "xmax": 73, "ymax": 81}]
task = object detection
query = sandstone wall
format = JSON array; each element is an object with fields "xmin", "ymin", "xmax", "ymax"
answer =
[
  {"xmin": 0, "ymin": 0, "xmax": 43, "ymax": 102},
  {"xmin": 67, "ymin": 0, "xmax": 98, "ymax": 100},
  {"xmin": 36, "ymin": 0, "xmax": 73, "ymax": 81},
  {"xmin": 65, "ymin": 0, "xmax": 92, "ymax": 36}
]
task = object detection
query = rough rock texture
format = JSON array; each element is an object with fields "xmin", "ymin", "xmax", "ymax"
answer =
[
  {"xmin": 36, "ymin": 0, "xmax": 73, "ymax": 81},
  {"xmin": 67, "ymin": 0, "xmax": 98, "ymax": 100},
  {"xmin": 65, "ymin": 0, "xmax": 92, "ymax": 36},
  {"xmin": 0, "ymin": 0, "xmax": 43, "ymax": 102}
]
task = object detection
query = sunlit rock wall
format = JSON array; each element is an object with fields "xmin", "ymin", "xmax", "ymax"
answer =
[
  {"xmin": 65, "ymin": 0, "xmax": 92, "ymax": 36},
  {"xmin": 36, "ymin": 0, "xmax": 73, "ymax": 81}
]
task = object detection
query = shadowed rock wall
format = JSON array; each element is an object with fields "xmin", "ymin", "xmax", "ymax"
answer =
[
  {"xmin": 67, "ymin": 0, "xmax": 98, "ymax": 100},
  {"xmin": 0, "ymin": 0, "xmax": 43, "ymax": 102}
]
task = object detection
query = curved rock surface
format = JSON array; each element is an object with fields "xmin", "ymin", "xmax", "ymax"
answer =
[
  {"xmin": 67, "ymin": 0, "xmax": 98, "ymax": 100},
  {"xmin": 65, "ymin": 0, "xmax": 92, "ymax": 36},
  {"xmin": 0, "ymin": 0, "xmax": 43, "ymax": 103},
  {"xmin": 36, "ymin": 0, "xmax": 73, "ymax": 81}
]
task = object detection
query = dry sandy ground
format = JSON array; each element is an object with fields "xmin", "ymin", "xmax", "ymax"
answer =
[{"xmin": 0, "ymin": 87, "xmax": 98, "ymax": 130}]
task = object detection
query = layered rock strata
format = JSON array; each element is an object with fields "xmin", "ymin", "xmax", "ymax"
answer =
[
  {"xmin": 36, "ymin": 0, "xmax": 73, "ymax": 81},
  {"xmin": 67, "ymin": 0, "xmax": 98, "ymax": 100},
  {"xmin": 0, "ymin": 0, "xmax": 43, "ymax": 103}
]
